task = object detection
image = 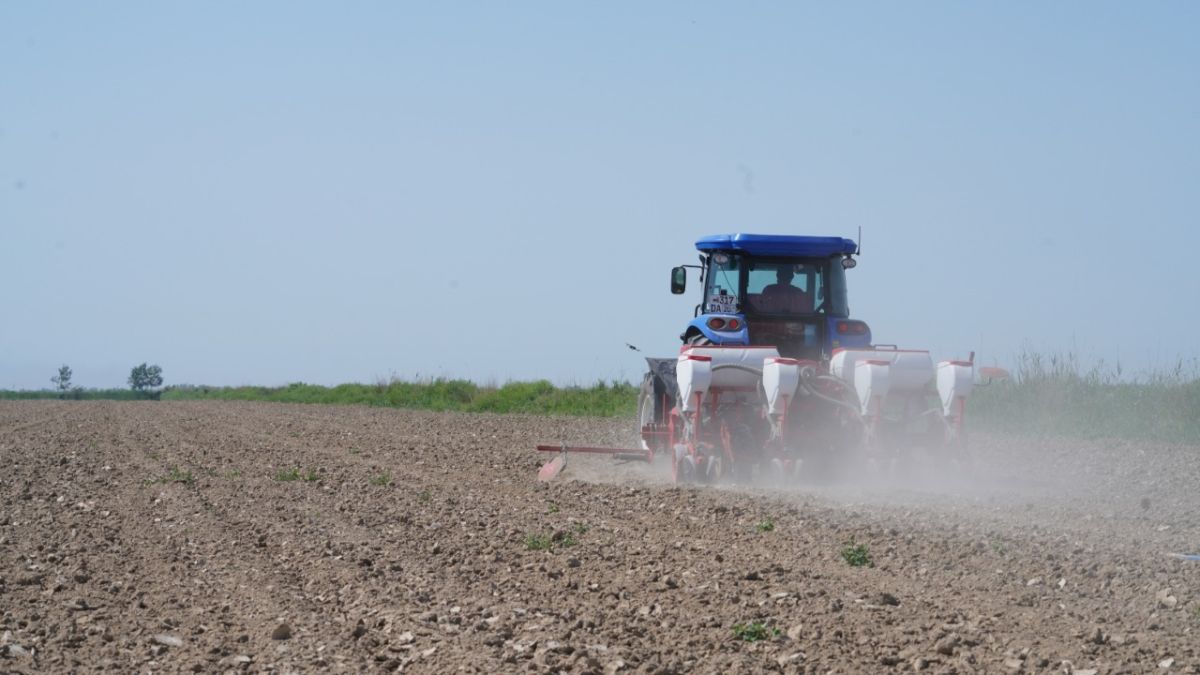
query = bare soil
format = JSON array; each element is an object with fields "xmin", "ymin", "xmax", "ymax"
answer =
[{"xmin": 1, "ymin": 401, "xmax": 1198, "ymax": 674}]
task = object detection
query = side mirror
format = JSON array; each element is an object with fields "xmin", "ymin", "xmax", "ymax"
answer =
[{"xmin": 670, "ymin": 266, "xmax": 687, "ymax": 294}]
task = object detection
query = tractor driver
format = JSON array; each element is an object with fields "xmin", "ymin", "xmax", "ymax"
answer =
[{"xmin": 758, "ymin": 267, "xmax": 813, "ymax": 313}]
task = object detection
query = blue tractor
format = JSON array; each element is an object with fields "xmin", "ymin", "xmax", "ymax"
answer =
[{"xmin": 538, "ymin": 233, "xmax": 975, "ymax": 485}]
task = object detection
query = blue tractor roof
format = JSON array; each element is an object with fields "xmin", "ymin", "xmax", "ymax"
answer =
[{"xmin": 695, "ymin": 233, "xmax": 857, "ymax": 258}]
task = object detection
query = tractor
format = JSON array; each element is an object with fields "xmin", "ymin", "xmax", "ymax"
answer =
[{"xmin": 537, "ymin": 233, "xmax": 974, "ymax": 484}]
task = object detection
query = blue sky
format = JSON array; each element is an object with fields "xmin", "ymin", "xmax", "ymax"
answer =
[{"xmin": 2, "ymin": 2, "xmax": 1197, "ymax": 389}]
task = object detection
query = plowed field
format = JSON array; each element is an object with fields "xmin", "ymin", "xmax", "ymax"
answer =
[{"xmin": 2, "ymin": 401, "xmax": 1198, "ymax": 674}]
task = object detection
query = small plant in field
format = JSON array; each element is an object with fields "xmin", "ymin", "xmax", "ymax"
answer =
[
  {"xmin": 417, "ymin": 489, "xmax": 431, "ymax": 503},
  {"xmin": 991, "ymin": 540, "xmax": 1007, "ymax": 556},
  {"xmin": 225, "ymin": 469, "xmax": 242, "ymax": 479},
  {"xmin": 202, "ymin": 467, "xmax": 218, "ymax": 478},
  {"xmin": 547, "ymin": 502, "xmax": 560, "ymax": 514},
  {"xmin": 756, "ymin": 518, "xmax": 775, "ymax": 533},
  {"xmin": 524, "ymin": 529, "xmax": 580, "ymax": 551},
  {"xmin": 525, "ymin": 533, "xmax": 553, "ymax": 551},
  {"xmin": 371, "ymin": 472, "xmax": 392, "ymax": 486},
  {"xmin": 572, "ymin": 522, "xmax": 589, "ymax": 535},
  {"xmin": 732, "ymin": 621, "xmax": 780, "ymax": 642},
  {"xmin": 274, "ymin": 467, "xmax": 320, "ymax": 482},
  {"xmin": 145, "ymin": 466, "xmax": 194, "ymax": 486},
  {"xmin": 349, "ymin": 447, "xmax": 361, "ymax": 455},
  {"xmin": 841, "ymin": 539, "xmax": 873, "ymax": 568}
]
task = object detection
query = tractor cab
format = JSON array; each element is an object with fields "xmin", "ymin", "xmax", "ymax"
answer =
[{"xmin": 673, "ymin": 234, "xmax": 871, "ymax": 361}]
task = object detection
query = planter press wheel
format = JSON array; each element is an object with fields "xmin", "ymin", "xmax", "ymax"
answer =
[
  {"xmin": 673, "ymin": 444, "xmax": 697, "ymax": 485},
  {"xmin": 703, "ymin": 453, "xmax": 724, "ymax": 484},
  {"xmin": 768, "ymin": 457, "xmax": 802, "ymax": 486}
]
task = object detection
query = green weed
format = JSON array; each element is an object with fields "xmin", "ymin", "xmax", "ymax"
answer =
[
  {"xmin": 371, "ymin": 472, "xmax": 392, "ymax": 486},
  {"xmin": 841, "ymin": 539, "xmax": 873, "ymax": 568},
  {"xmin": 756, "ymin": 519, "xmax": 775, "ymax": 533},
  {"xmin": 547, "ymin": 502, "xmax": 560, "ymax": 514},
  {"xmin": 524, "ymin": 529, "xmax": 580, "ymax": 551},
  {"xmin": 145, "ymin": 466, "xmax": 194, "ymax": 486},
  {"xmin": 417, "ymin": 489, "xmax": 431, "ymax": 502},
  {"xmin": 273, "ymin": 467, "xmax": 321, "ymax": 482},
  {"xmin": 525, "ymin": 533, "xmax": 553, "ymax": 551},
  {"xmin": 732, "ymin": 622, "xmax": 780, "ymax": 642}
]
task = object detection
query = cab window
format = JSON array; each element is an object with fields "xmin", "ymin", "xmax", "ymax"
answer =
[
  {"xmin": 746, "ymin": 260, "xmax": 821, "ymax": 314},
  {"xmin": 704, "ymin": 253, "xmax": 741, "ymax": 313}
]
